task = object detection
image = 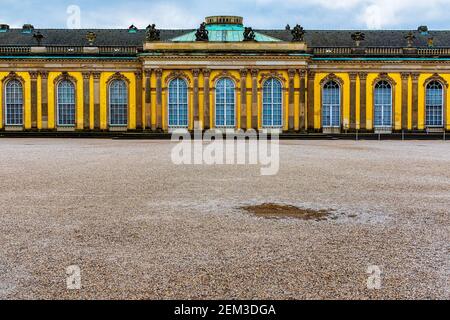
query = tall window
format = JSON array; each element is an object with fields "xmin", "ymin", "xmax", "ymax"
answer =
[
  {"xmin": 215, "ymin": 78, "xmax": 235, "ymax": 127},
  {"xmin": 109, "ymin": 79, "xmax": 128, "ymax": 126},
  {"xmin": 168, "ymin": 78, "xmax": 188, "ymax": 128},
  {"xmin": 262, "ymin": 78, "xmax": 282, "ymax": 128},
  {"xmin": 426, "ymin": 81, "xmax": 443, "ymax": 127},
  {"xmin": 4, "ymin": 79, "xmax": 23, "ymax": 125},
  {"xmin": 57, "ymin": 80, "xmax": 76, "ymax": 126},
  {"xmin": 322, "ymin": 81, "xmax": 340, "ymax": 127},
  {"xmin": 374, "ymin": 81, "xmax": 392, "ymax": 127}
]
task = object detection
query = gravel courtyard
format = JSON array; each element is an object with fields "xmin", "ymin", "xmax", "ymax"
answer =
[{"xmin": 0, "ymin": 138, "xmax": 449, "ymax": 300}]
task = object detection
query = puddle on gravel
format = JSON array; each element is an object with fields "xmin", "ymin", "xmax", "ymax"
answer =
[{"xmin": 241, "ymin": 203, "xmax": 334, "ymax": 221}]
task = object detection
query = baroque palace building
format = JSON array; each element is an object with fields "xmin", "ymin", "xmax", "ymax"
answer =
[{"xmin": 0, "ymin": 16, "xmax": 449, "ymax": 133}]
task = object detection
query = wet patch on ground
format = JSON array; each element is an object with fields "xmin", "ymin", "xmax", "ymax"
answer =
[{"xmin": 241, "ymin": 203, "xmax": 334, "ymax": 221}]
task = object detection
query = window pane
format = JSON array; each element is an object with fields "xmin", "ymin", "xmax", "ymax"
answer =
[
  {"xmin": 262, "ymin": 78, "xmax": 282, "ymax": 128},
  {"xmin": 374, "ymin": 81, "xmax": 392, "ymax": 127},
  {"xmin": 57, "ymin": 80, "xmax": 76, "ymax": 126},
  {"xmin": 322, "ymin": 81, "xmax": 340, "ymax": 127},
  {"xmin": 5, "ymin": 80, "xmax": 23, "ymax": 125},
  {"xmin": 215, "ymin": 78, "xmax": 235, "ymax": 127},
  {"xmin": 109, "ymin": 79, "xmax": 128, "ymax": 126},
  {"xmin": 168, "ymin": 78, "xmax": 188, "ymax": 128},
  {"xmin": 426, "ymin": 81, "xmax": 443, "ymax": 126}
]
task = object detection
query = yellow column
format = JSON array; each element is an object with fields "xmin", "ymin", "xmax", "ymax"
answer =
[
  {"xmin": 125, "ymin": 72, "xmax": 136, "ymax": 130},
  {"xmin": 294, "ymin": 71, "xmax": 300, "ymax": 130},
  {"xmin": 417, "ymin": 74, "xmax": 432, "ymax": 130},
  {"xmin": 37, "ymin": 74, "xmax": 42, "ymax": 129},
  {"xmin": 89, "ymin": 76, "xmax": 94, "ymax": 129},
  {"xmin": 356, "ymin": 75, "xmax": 360, "ymax": 129},
  {"xmin": 20, "ymin": 72, "xmax": 32, "ymax": 130}
]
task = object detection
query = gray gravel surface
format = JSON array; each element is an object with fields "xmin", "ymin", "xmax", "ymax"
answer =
[{"xmin": 0, "ymin": 138, "xmax": 449, "ymax": 299}]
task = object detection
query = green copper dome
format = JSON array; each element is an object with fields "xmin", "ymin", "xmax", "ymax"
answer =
[{"xmin": 171, "ymin": 16, "xmax": 281, "ymax": 42}]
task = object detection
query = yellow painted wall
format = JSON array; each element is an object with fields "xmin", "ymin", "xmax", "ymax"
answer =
[
  {"xmin": 389, "ymin": 73, "xmax": 402, "ymax": 130},
  {"xmin": 46, "ymin": 72, "xmax": 82, "ymax": 129},
  {"xmin": 1, "ymin": 69, "xmax": 450, "ymax": 132},
  {"xmin": 100, "ymin": 72, "xmax": 136, "ymax": 129},
  {"xmin": 314, "ymin": 73, "xmax": 350, "ymax": 129}
]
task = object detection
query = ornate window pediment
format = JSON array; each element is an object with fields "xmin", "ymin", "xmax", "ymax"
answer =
[
  {"xmin": 424, "ymin": 73, "xmax": 448, "ymax": 88},
  {"xmin": 320, "ymin": 73, "xmax": 344, "ymax": 87},
  {"xmin": 54, "ymin": 71, "xmax": 77, "ymax": 85},
  {"xmin": 164, "ymin": 71, "xmax": 191, "ymax": 86},
  {"xmin": 107, "ymin": 72, "xmax": 130, "ymax": 85},
  {"xmin": 211, "ymin": 71, "xmax": 239, "ymax": 87},
  {"xmin": 372, "ymin": 73, "xmax": 397, "ymax": 87},
  {"xmin": 2, "ymin": 71, "xmax": 25, "ymax": 84},
  {"xmin": 259, "ymin": 72, "xmax": 286, "ymax": 86}
]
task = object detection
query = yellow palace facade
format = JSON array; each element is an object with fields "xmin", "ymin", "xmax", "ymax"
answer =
[{"xmin": 0, "ymin": 16, "xmax": 449, "ymax": 133}]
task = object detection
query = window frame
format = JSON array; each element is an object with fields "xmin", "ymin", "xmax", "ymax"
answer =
[
  {"xmin": 56, "ymin": 79, "xmax": 76, "ymax": 127},
  {"xmin": 108, "ymin": 78, "xmax": 129, "ymax": 127},
  {"xmin": 373, "ymin": 80, "xmax": 394, "ymax": 128},
  {"xmin": 425, "ymin": 80, "xmax": 444, "ymax": 128},
  {"xmin": 321, "ymin": 80, "xmax": 342, "ymax": 128},
  {"xmin": 262, "ymin": 77, "xmax": 283, "ymax": 129},
  {"xmin": 167, "ymin": 77, "xmax": 189, "ymax": 129},
  {"xmin": 4, "ymin": 78, "xmax": 24, "ymax": 126},
  {"xmin": 214, "ymin": 77, "xmax": 236, "ymax": 128}
]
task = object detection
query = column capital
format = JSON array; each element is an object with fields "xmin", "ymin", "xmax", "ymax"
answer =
[
  {"xmin": 92, "ymin": 72, "xmax": 101, "ymax": 80},
  {"xmin": 358, "ymin": 72, "xmax": 367, "ymax": 81},
  {"xmin": 240, "ymin": 69, "xmax": 247, "ymax": 78},
  {"xmin": 250, "ymin": 69, "xmax": 259, "ymax": 78},
  {"xmin": 39, "ymin": 70, "xmax": 49, "ymax": 79},
  {"xmin": 349, "ymin": 72, "xmax": 358, "ymax": 81},
  {"xmin": 288, "ymin": 68, "xmax": 296, "ymax": 78},
  {"xmin": 155, "ymin": 68, "xmax": 163, "ymax": 77},
  {"xmin": 411, "ymin": 73, "xmax": 420, "ymax": 81},
  {"xmin": 192, "ymin": 68, "xmax": 200, "ymax": 77},
  {"xmin": 202, "ymin": 69, "xmax": 211, "ymax": 77},
  {"xmin": 144, "ymin": 69, "xmax": 152, "ymax": 77},
  {"xmin": 307, "ymin": 70, "xmax": 316, "ymax": 78},
  {"xmin": 401, "ymin": 72, "xmax": 410, "ymax": 80},
  {"xmin": 134, "ymin": 71, "xmax": 142, "ymax": 79},
  {"xmin": 299, "ymin": 69, "xmax": 307, "ymax": 77},
  {"xmin": 29, "ymin": 71, "xmax": 39, "ymax": 80},
  {"xmin": 82, "ymin": 72, "xmax": 91, "ymax": 80}
]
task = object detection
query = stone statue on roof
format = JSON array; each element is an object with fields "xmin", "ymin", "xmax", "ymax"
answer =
[{"xmin": 146, "ymin": 24, "xmax": 161, "ymax": 42}]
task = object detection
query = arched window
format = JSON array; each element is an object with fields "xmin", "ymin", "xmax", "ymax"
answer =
[
  {"xmin": 426, "ymin": 81, "xmax": 443, "ymax": 127},
  {"xmin": 374, "ymin": 81, "xmax": 392, "ymax": 127},
  {"xmin": 262, "ymin": 78, "xmax": 283, "ymax": 128},
  {"xmin": 322, "ymin": 81, "xmax": 340, "ymax": 127},
  {"xmin": 4, "ymin": 79, "xmax": 23, "ymax": 126},
  {"xmin": 168, "ymin": 78, "xmax": 188, "ymax": 128},
  {"xmin": 215, "ymin": 78, "xmax": 235, "ymax": 127},
  {"xmin": 109, "ymin": 79, "xmax": 128, "ymax": 126},
  {"xmin": 57, "ymin": 80, "xmax": 76, "ymax": 126}
]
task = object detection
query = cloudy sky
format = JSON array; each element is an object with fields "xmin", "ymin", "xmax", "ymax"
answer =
[{"xmin": 1, "ymin": 0, "xmax": 450, "ymax": 30}]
